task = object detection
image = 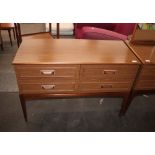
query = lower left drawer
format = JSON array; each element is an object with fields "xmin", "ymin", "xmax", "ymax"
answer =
[{"xmin": 19, "ymin": 83, "xmax": 76, "ymax": 93}]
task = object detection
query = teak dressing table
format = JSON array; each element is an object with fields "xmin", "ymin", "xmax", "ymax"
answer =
[{"xmin": 13, "ymin": 39, "xmax": 140, "ymax": 121}]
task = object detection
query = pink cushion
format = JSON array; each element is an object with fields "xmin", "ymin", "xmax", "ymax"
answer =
[
  {"xmin": 74, "ymin": 23, "xmax": 116, "ymax": 39},
  {"xmin": 114, "ymin": 23, "xmax": 136, "ymax": 35},
  {"xmin": 81, "ymin": 27, "xmax": 128, "ymax": 40},
  {"xmin": 75, "ymin": 28, "xmax": 83, "ymax": 39}
]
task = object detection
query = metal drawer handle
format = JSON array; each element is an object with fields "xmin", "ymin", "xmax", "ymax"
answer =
[
  {"xmin": 41, "ymin": 84, "xmax": 55, "ymax": 90},
  {"xmin": 103, "ymin": 70, "xmax": 117, "ymax": 74},
  {"xmin": 101, "ymin": 84, "xmax": 112, "ymax": 88},
  {"xmin": 40, "ymin": 70, "xmax": 55, "ymax": 75}
]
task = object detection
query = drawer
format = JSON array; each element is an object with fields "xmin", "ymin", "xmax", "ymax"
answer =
[
  {"xmin": 135, "ymin": 80, "xmax": 155, "ymax": 90},
  {"xmin": 79, "ymin": 82, "xmax": 132, "ymax": 92},
  {"xmin": 135, "ymin": 66, "xmax": 155, "ymax": 90},
  {"xmin": 18, "ymin": 77, "xmax": 76, "ymax": 84},
  {"xmin": 138, "ymin": 66, "xmax": 155, "ymax": 81},
  {"xmin": 15, "ymin": 65, "xmax": 79, "ymax": 78},
  {"xmin": 80, "ymin": 65, "xmax": 138, "ymax": 82},
  {"xmin": 19, "ymin": 83, "xmax": 77, "ymax": 93},
  {"xmin": 140, "ymin": 66, "xmax": 155, "ymax": 75}
]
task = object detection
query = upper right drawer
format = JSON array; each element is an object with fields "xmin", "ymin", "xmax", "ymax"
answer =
[{"xmin": 80, "ymin": 65, "xmax": 139, "ymax": 82}]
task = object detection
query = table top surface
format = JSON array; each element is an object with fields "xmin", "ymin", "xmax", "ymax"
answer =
[
  {"xmin": 127, "ymin": 41, "xmax": 155, "ymax": 64},
  {"xmin": 0, "ymin": 23, "xmax": 14, "ymax": 29},
  {"xmin": 13, "ymin": 39, "xmax": 140, "ymax": 65}
]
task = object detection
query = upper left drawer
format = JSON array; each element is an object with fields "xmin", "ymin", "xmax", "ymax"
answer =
[{"xmin": 14, "ymin": 65, "xmax": 80, "ymax": 78}]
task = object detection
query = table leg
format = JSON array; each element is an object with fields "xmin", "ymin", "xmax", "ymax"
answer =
[
  {"xmin": 57, "ymin": 23, "xmax": 60, "ymax": 38},
  {"xmin": 8, "ymin": 29, "xmax": 12, "ymax": 46},
  {"xmin": 8, "ymin": 29, "xmax": 13, "ymax": 46},
  {"xmin": 119, "ymin": 92, "xmax": 132, "ymax": 116},
  {"xmin": 0, "ymin": 30, "xmax": 4, "ymax": 50},
  {"xmin": 0, "ymin": 43, "xmax": 3, "ymax": 50},
  {"xmin": 19, "ymin": 94, "xmax": 28, "ymax": 122},
  {"xmin": 13, "ymin": 28, "xmax": 16, "ymax": 39}
]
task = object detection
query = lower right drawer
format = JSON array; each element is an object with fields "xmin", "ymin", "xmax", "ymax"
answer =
[{"xmin": 79, "ymin": 82, "xmax": 132, "ymax": 92}]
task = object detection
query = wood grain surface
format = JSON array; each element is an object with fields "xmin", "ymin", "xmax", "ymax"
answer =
[
  {"xmin": 126, "ymin": 41, "xmax": 155, "ymax": 64},
  {"xmin": 13, "ymin": 39, "xmax": 140, "ymax": 65}
]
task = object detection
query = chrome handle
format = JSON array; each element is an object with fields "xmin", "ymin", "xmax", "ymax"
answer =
[
  {"xmin": 103, "ymin": 70, "xmax": 117, "ymax": 74},
  {"xmin": 41, "ymin": 84, "xmax": 55, "ymax": 90},
  {"xmin": 40, "ymin": 70, "xmax": 55, "ymax": 75},
  {"xmin": 101, "ymin": 84, "xmax": 112, "ymax": 88}
]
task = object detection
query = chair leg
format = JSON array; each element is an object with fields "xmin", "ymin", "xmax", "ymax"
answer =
[
  {"xmin": 8, "ymin": 29, "xmax": 13, "ymax": 46},
  {"xmin": 0, "ymin": 43, "xmax": 3, "ymax": 50},
  {"xmin": 0, "ymin": 31, "xmax": 4, "ymax": 50},
  {"xmin": 13, "ymin": 28, "xmax": 16, "ymax": 39},
  {"xmin": 57, "ymin": 23, "xmax": 60, "ymax": 38},
  {"xmin": 17, "ymin": 23, "xmax": 22, "ymax": 44},
  {"xmin": 14, "ymin": 23, "xmax": 20, "ymax": 47}
]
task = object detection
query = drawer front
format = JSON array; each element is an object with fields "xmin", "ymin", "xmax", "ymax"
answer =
[
  {"xmin": 79, "ymin": 82, "xmax": 132, "ymax": 92},
  {"xmin": 140, "ymin": 66, "xmax": 155, "ymax": 76},
  {"xmin": 15, "ymin": 65, "xmax": 79, "ymax": 78},
  {"xmin": 80, "ymin": 65, "xmax": 138, "ymax": 82},
  {"xmin": 135, "ymin": 80, "xmax": 155, "ymax": 90},
  {"xmin": 20, "ymin": 83, "xmax": 76, "ymax": 93},
  {"xmin": 135, "ymin": 66, "xmax": 155, "ymax": 90},
  {"xmin": 18, "ymin": 77, "xmax": 76, "ymax": 84},
  {"xmin": 138, "ymin": 66, "xmax": 155, "ymax": 81}
]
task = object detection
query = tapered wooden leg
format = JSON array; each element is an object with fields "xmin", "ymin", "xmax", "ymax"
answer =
[
  {"xmin": 57, "ymin": 23, "xmax": 60, "ymax": 38},
  {"xmin": 0, "ymin": 30, "xmax": 3, "ymax": 50},
  {"xmin": 17, "ymin": 23, "xmax": 22, "ymax": 44},
  {"xmin": 8, "ymin": 29, "xmax": 13, "ymax": 46},
  {"xmin": 13, "ymin": 28, "xmax": 16, "ymax": 39},
  {"xmin": 0, "ymin": 43, "xmax": 3, "ymax": 50},
  {"xmin": 119, "ymin": 92, "xmax": 132, "ymax": 116},
  {"xmin": 0, "ymin": 40, "xmax": 3, "ymax": 50},
  {"xmin": 14, "ymin": 24, "xmax": 20, "ymax": 47},
  {"xmin": 19, "ymin": 94, "xmax": 28, "ymax": 122}
]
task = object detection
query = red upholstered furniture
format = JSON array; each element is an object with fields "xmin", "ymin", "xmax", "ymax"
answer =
[{"xmin": 75, "ymin": 23, "xmax": 136, "ymax": 40}]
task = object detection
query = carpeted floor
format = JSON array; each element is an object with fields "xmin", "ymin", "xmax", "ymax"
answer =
[
  {"xmin": 0, "ymin": 42, "xmax": 18, "ymax": 92},
  {"xmin": 0, "ymin": 24, "xmax": 155, "ymax": 132}
]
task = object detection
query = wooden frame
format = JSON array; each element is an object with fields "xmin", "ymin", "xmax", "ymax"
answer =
[
  {"xmin": 0, "ymin": 23, "xmax": 16, "ymax": 46},
  {"xmin": 122, "ymin": 41, "xmax": 155, "ymax": 115},
  {"xmin": 19, "ymin": 91, "xmax": 131, "ymax": 122},
  {"xmin": 14, "ymin": 23, "xmax": 52, "ymax": 46}
]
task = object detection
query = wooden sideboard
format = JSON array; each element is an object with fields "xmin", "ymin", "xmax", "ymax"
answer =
[
  {"xmin": 122, "ymin": 42, "xmax": 155, "ymax": 114},
  {"xmin": 13, "ymin": 39, "xmax": 141, "ymax": 121}
]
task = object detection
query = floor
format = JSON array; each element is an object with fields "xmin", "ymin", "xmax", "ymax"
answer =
[{"xmin": 0, "ymin": 24, "xmax": 155, "ymax": 132}]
